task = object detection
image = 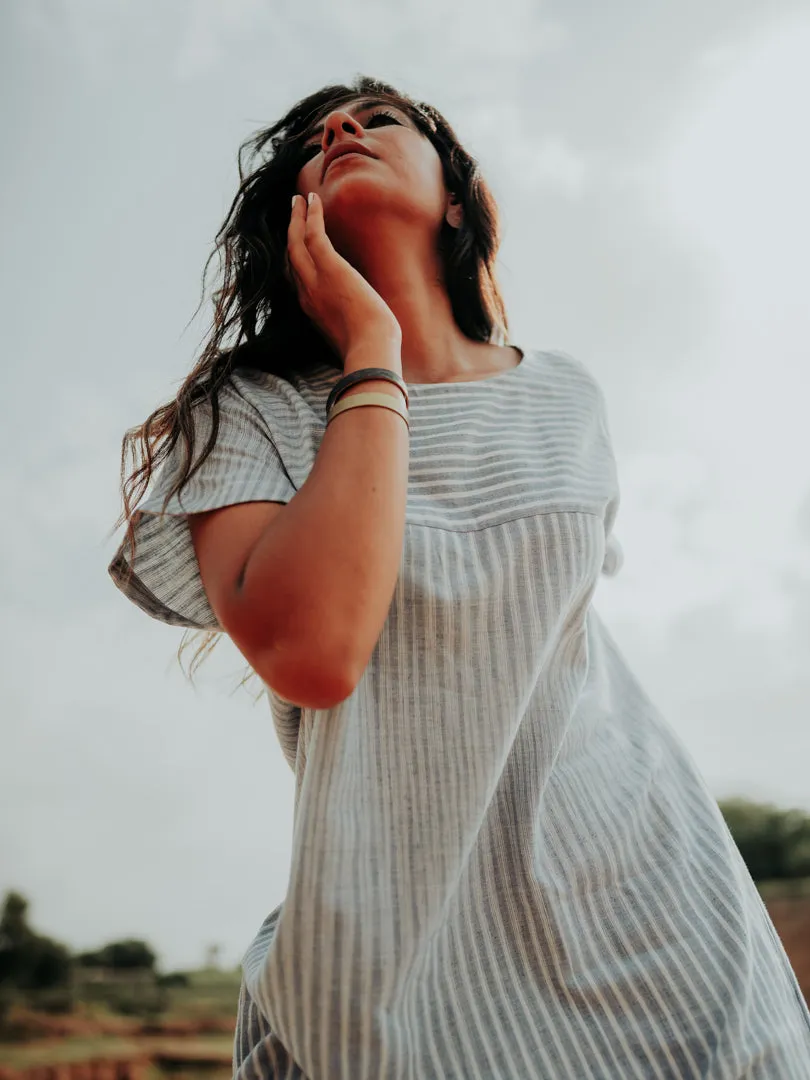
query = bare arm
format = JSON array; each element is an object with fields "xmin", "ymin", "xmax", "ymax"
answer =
[{"xmin": 188, "ymin": 335, "xmax": 409, "ymax": 709}]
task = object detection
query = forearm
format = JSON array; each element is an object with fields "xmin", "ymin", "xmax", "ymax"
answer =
[{"xmin": 237, "ymin": 335, "xmax": 409, "ymax": 691}]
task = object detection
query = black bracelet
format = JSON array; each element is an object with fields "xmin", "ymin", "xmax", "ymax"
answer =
[{"xmin": 326, "ymin": 368, "xmax": 409, "ymax": 417}]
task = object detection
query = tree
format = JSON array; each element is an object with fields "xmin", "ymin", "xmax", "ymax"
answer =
[
  {"xmin": 76, "ymin": 939, "xmax": 157, "ymax": 971},
  {"xmin": 719, "ymin": 798, "xmax": 810, "ymax": 882},
  {"xmin": 0, "ymin": 891, "xmax": 72, "ymax": 990},
  {"xmin": 157, "ymin": 972, "xmax": 190, "ymax": 988},
  {"xmin": 0, "ymin": 892, "xmax": 34, "ymax": 950}
]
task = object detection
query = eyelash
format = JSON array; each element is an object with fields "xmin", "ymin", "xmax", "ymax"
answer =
[{"xmin": 300, "ymin": 110, "xmax": 402, "ymax": 159}]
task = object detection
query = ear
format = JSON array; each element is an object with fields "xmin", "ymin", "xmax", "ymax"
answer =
[{"xmin": 445, "ymin": 192, "xmax": 463, "ymax": 229}]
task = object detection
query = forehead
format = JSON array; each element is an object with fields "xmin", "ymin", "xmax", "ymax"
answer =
[{"xmin": 303, "ymin": 97, "xmax": 413, "ymax": 139}]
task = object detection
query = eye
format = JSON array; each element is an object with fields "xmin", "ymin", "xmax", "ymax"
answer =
[
  {"xmin": 364, "ymin": 109, "xmax": 402, "ymax": 128},
  {"xmin": 299, "ymin": 109, "xmax": 403, "ymax": 158}
]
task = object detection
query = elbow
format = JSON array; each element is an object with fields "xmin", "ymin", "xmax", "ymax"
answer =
[
  {"xmin": 220, "ymin": 594, "xmax": 361, "ymax": 710},
  {"xmin": 251, "ymin": 638, "xmax": 359, "ymax": 711}
]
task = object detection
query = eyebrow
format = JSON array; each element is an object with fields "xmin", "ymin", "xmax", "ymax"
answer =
[{"xmin": 303, "ymin": 99, "xmax": 408, "ymax": 142}]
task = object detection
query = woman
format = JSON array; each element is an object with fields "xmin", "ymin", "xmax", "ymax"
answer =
[{"xmin": 109, "ymin": 76, "xmax": 810, "ymax": 1079}]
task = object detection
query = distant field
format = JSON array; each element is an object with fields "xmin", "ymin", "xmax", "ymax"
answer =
[
  {"xmin": 1, "ymin": 899, "xmax": 807, "ymax": 1078},
  {"xmin": 0, "ymin": 1034, "xmax": 233, "ymax": 1067},
  {"xmin": 758, "ymin": 877, "xmax": 810, "ymax": 900},
  {"xmin": 0, "ymin": 1036, "xmax": 143, "ymax": 1068},
  {"xmin": 3, "ymin": 967, "xmax": 244, "ymax": 1025},
  {"xmin": 163, "ymin": 970, "xmax": 241, "ymax": 1019}
]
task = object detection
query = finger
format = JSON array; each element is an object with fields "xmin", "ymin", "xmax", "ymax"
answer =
[
  {"xmin": 287, "ymin": 194, "xmax": 316, "ymax": 284},
  {"xmin": 282, "ymin": 250, "xmax": 295, "ymax": 286},
  {"xmin": 302, "ymin": 192, "xmax": 335, "ymax": 263}
]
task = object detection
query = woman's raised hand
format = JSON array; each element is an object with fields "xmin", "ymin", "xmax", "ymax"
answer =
[{"xmin": 286, "ymin": 192, "xmax": 402, "ymax": 363}]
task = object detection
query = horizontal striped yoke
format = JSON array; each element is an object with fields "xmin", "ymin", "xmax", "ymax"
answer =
[{"xmin": 109, "ymin": 348, "xmax": 810, "ymax": 1079}]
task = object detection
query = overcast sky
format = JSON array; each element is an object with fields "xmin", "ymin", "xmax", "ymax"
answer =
[{"xmin": 1, "ymin": 0, "xmax": 809, "ymax": 975}]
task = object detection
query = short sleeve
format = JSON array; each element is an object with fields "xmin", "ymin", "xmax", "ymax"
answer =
[
  {"xmin": 593, "ymin": 375, "xmax": 624, "ymax": 578},
  {"xmin": 601, "ymin": 532, "xmax": 624, "ymax": 577},
  {"xmin": 108, "ymin": 379, "xmax": 298, "ymax": 630}
]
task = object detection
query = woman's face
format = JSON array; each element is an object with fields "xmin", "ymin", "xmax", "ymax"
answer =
[{"xmin": 293, "ymin": 98, "xmax": 449, "ymax": 237}]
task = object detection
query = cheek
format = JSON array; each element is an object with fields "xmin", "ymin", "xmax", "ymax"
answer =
[
  {"xmin": 381, "ymin": 139, "xmax": 441, "ymax": 194},
  {"xmin": 402, "ymin": 152, "xmax": 447, "ymax": 214},
  {"xmin": 296, "ymin": 156, "xmax": 320, "ymax": 192}
]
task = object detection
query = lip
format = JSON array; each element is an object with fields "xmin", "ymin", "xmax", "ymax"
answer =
[{"xmin": 322, "ymin": 141, "xmax": 376, "ymax": 179}]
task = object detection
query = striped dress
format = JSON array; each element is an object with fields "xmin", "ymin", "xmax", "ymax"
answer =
[{"xmin": 109, "ymin": 347, "xmax": 810, "ymax": 1079}]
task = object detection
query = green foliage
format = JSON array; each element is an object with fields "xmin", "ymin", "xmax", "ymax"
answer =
[
  {"xmin": 0, "ymin": 892, "xmax": 72, "ymax": 991},
  {"xmin": 76, "ymin": 940, "xmax": 156, "ymax": 971},
  {"xmin": 0, "ymin": 890, "xmax": 243, "ymax": 1031},
  {"xmin": 157, "ymin": 972, "xmax": 191, "ymax": 988},
  {"xmin": 0, "ymin": 890, "xmax": 161, "ymax": 1026},
  {"xmin": 0, "ymin": 892, "xmax": 31, "ymax": 948},
  {"xmin": 718, "ymin": 798, "xmax": 810, "ymax": 882}
]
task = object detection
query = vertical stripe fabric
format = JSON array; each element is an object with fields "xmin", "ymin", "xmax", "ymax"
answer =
[{"xmin": 109, "ymin": 348, "xmax": 810, "ymax": 1079}]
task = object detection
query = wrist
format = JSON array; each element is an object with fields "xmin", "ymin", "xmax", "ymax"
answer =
[
  {"xmin": 327, "ymin": 365, "xmax": 409, "ymax": 417},
  {"xmin": 338, "ymin": 379, "xmax": 406, "ymax": 401},
  {"xmin": 343, "ymin": 335, "xmax": 402, "ymax": 376}
]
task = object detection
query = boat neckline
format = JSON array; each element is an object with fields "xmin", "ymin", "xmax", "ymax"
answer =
[{"xmin": 405, "ymin": 346, "xmax": 530, "ymax": 390}]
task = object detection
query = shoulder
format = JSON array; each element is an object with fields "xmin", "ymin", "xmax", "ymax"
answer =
[
  {"xmin": 523, "ymin": 349, "xmax": 607, "ymax": 419},
  {"xmin": 189, "ymin": 368, "xmax": 305, "ymax": 444},
  {"xmin": 228, "ymin": 361, "xmax": 336, "ymax": 421},
  {"xmin": 537, "ymin": 349, "xmax": 604, "ymax": 396}
]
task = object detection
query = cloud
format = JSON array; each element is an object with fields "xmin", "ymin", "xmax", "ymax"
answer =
[
  {"xmin": 597, "ymin": 587, "xmax": 810, "ymax": 811},
  {"xmin": 1, "ymin": 597, "xmax": 294, "ymax": 969},
  {"xmin": 4, "ymin": 0, "xmax": 810, "ymax": 968},
  {"xmin": 173, "ymin": 0, "xmax": 275, "ymax": 82},
  {"xmin": 171, "ymin": 0, "xmax": 567, "ymax": 91}
]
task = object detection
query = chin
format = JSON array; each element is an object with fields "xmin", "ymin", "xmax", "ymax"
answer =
[
  {"xmin": 323, "ymin": 172, "xmax": 387, "ymax": 204},
  {"xmin": 323, "ymin": 178, "xmax": 428, "ymax": 226}
]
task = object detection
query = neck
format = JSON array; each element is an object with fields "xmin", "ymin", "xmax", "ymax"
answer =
[{"xmin": 331, "ymin": 220, "xmax": 494, "ymax": 384}]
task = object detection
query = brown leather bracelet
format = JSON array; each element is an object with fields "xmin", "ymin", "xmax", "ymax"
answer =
[
  {"xmin": 326, "ymin": 391, "xmax": 410, "ymax": 430},
  {"xmin": 325, "ymin": 367, "xmax": 409, "ymax": 415}
]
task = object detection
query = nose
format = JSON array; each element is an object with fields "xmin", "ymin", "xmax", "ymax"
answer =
[{"xmin": 320, "ymin": 109, "xmax": 365, "ymax": 150}]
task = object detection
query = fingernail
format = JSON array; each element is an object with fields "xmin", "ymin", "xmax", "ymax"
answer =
[
  {"xmin": 307, "ymin": 192, "xmax": 314, "ymax": 205},
  {"xmin": 291, "ymin": 195, "xmax": 297, "ymax": 208}
]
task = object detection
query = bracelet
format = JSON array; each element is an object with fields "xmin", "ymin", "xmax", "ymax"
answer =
[
  {"xmin": 325, "ymin": 367, "xmax": 409, "ymax": 416},
  {"xmin": 326, "ymin": 392, "xmax": 410, "ymax": 430}
]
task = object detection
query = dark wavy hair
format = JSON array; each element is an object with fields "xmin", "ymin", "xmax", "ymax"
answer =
[{"xmin": 112, "ymin": 74, "xmax": 510, "ymax": 686}]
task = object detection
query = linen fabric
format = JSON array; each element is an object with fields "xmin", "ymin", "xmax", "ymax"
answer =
[{"xmin": 109, "ymin": 347, "xmax": 810, "ymax": 1079}]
